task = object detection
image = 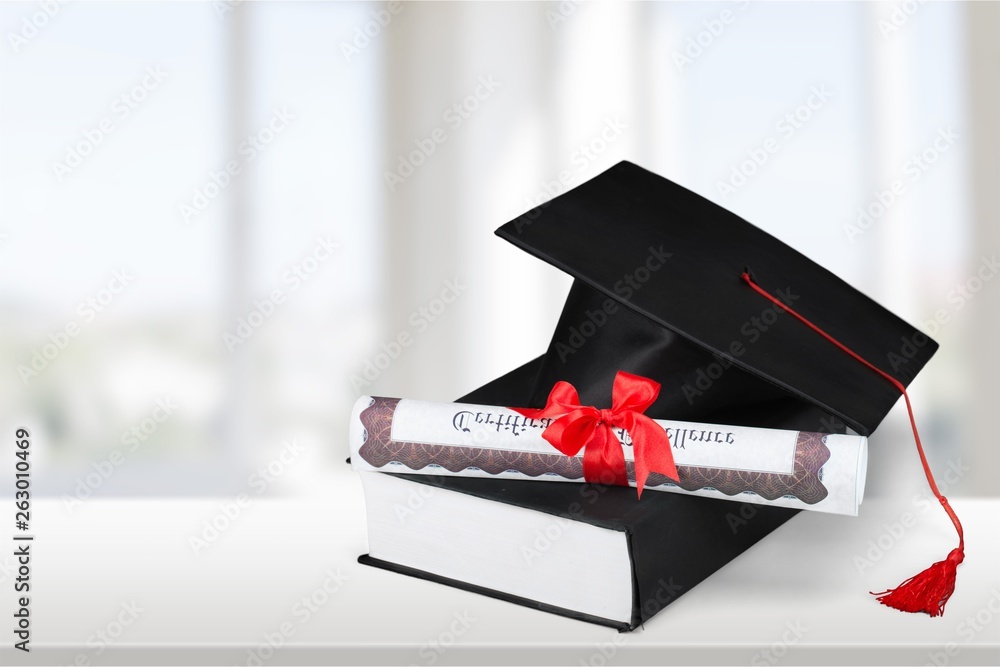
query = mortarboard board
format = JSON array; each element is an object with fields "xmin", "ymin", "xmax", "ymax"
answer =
[{"xmin": 492, "ymin": 160, "xmax": 936, "ymax": 437}]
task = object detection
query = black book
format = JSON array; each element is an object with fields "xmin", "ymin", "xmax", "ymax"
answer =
[{"xmin": 356, "ymin": 161, "xmax": 936, "ymax": 630}]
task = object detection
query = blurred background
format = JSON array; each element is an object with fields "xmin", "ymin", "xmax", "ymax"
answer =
[{"xmin": 1, "ymin": 1, "xmax": 996, "ymax": 502}]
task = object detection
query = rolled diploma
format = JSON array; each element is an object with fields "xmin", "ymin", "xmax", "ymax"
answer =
[{"xmin": 349, "ymin": 396, "xmax": 867, "ymax": 516}]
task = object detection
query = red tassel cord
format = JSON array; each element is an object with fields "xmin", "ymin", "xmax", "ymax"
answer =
[{"xmin": 740, "ymin": 272, "xmax": 964, "ymax": 617}]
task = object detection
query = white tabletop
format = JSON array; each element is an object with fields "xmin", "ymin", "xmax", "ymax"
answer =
[{"xmin": 2, "ymin": 467, "xmax": 998, "ymax": 666}]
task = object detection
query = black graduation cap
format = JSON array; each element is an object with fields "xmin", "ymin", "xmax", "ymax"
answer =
[
  {"xmin": 467, "ymin": 159, "xmax": 936, "ymax": 436},
  {"xmin": 380, "ymin": 160, "xmax": 950, "ymax": 629}
]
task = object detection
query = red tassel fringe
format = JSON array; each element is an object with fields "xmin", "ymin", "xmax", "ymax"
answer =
[{"xmin": 872, "ymin": 548, "xmax": 965, "ymax": 617}]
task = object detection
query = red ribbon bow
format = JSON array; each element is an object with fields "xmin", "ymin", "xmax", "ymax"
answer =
[{"xmin": 511, "ymin": 371, "xmax": 679, "ymax": 497}]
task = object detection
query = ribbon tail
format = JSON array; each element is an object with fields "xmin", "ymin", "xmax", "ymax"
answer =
[{"xmin": 629, "ymin": 414, "xmax": 678, "ymax": 497}]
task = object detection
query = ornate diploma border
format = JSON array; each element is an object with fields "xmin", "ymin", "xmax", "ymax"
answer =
[{"xmin": 357, "ymin": 397, "xmax": 831, "ymax": 504}]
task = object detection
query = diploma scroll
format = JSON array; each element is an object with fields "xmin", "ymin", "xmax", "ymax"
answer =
[{"xmin": 349, "ymin": 396, "xmax": 868, "ymax": 515}]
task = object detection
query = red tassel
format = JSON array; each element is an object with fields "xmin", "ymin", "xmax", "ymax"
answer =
[
  {"xmin": 872, "ymin": 548, "xmax": 964, "ymax": 617},
  {"xmin": 740, "ymin": 272, "xmax": 966, "ymax": 616}
]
